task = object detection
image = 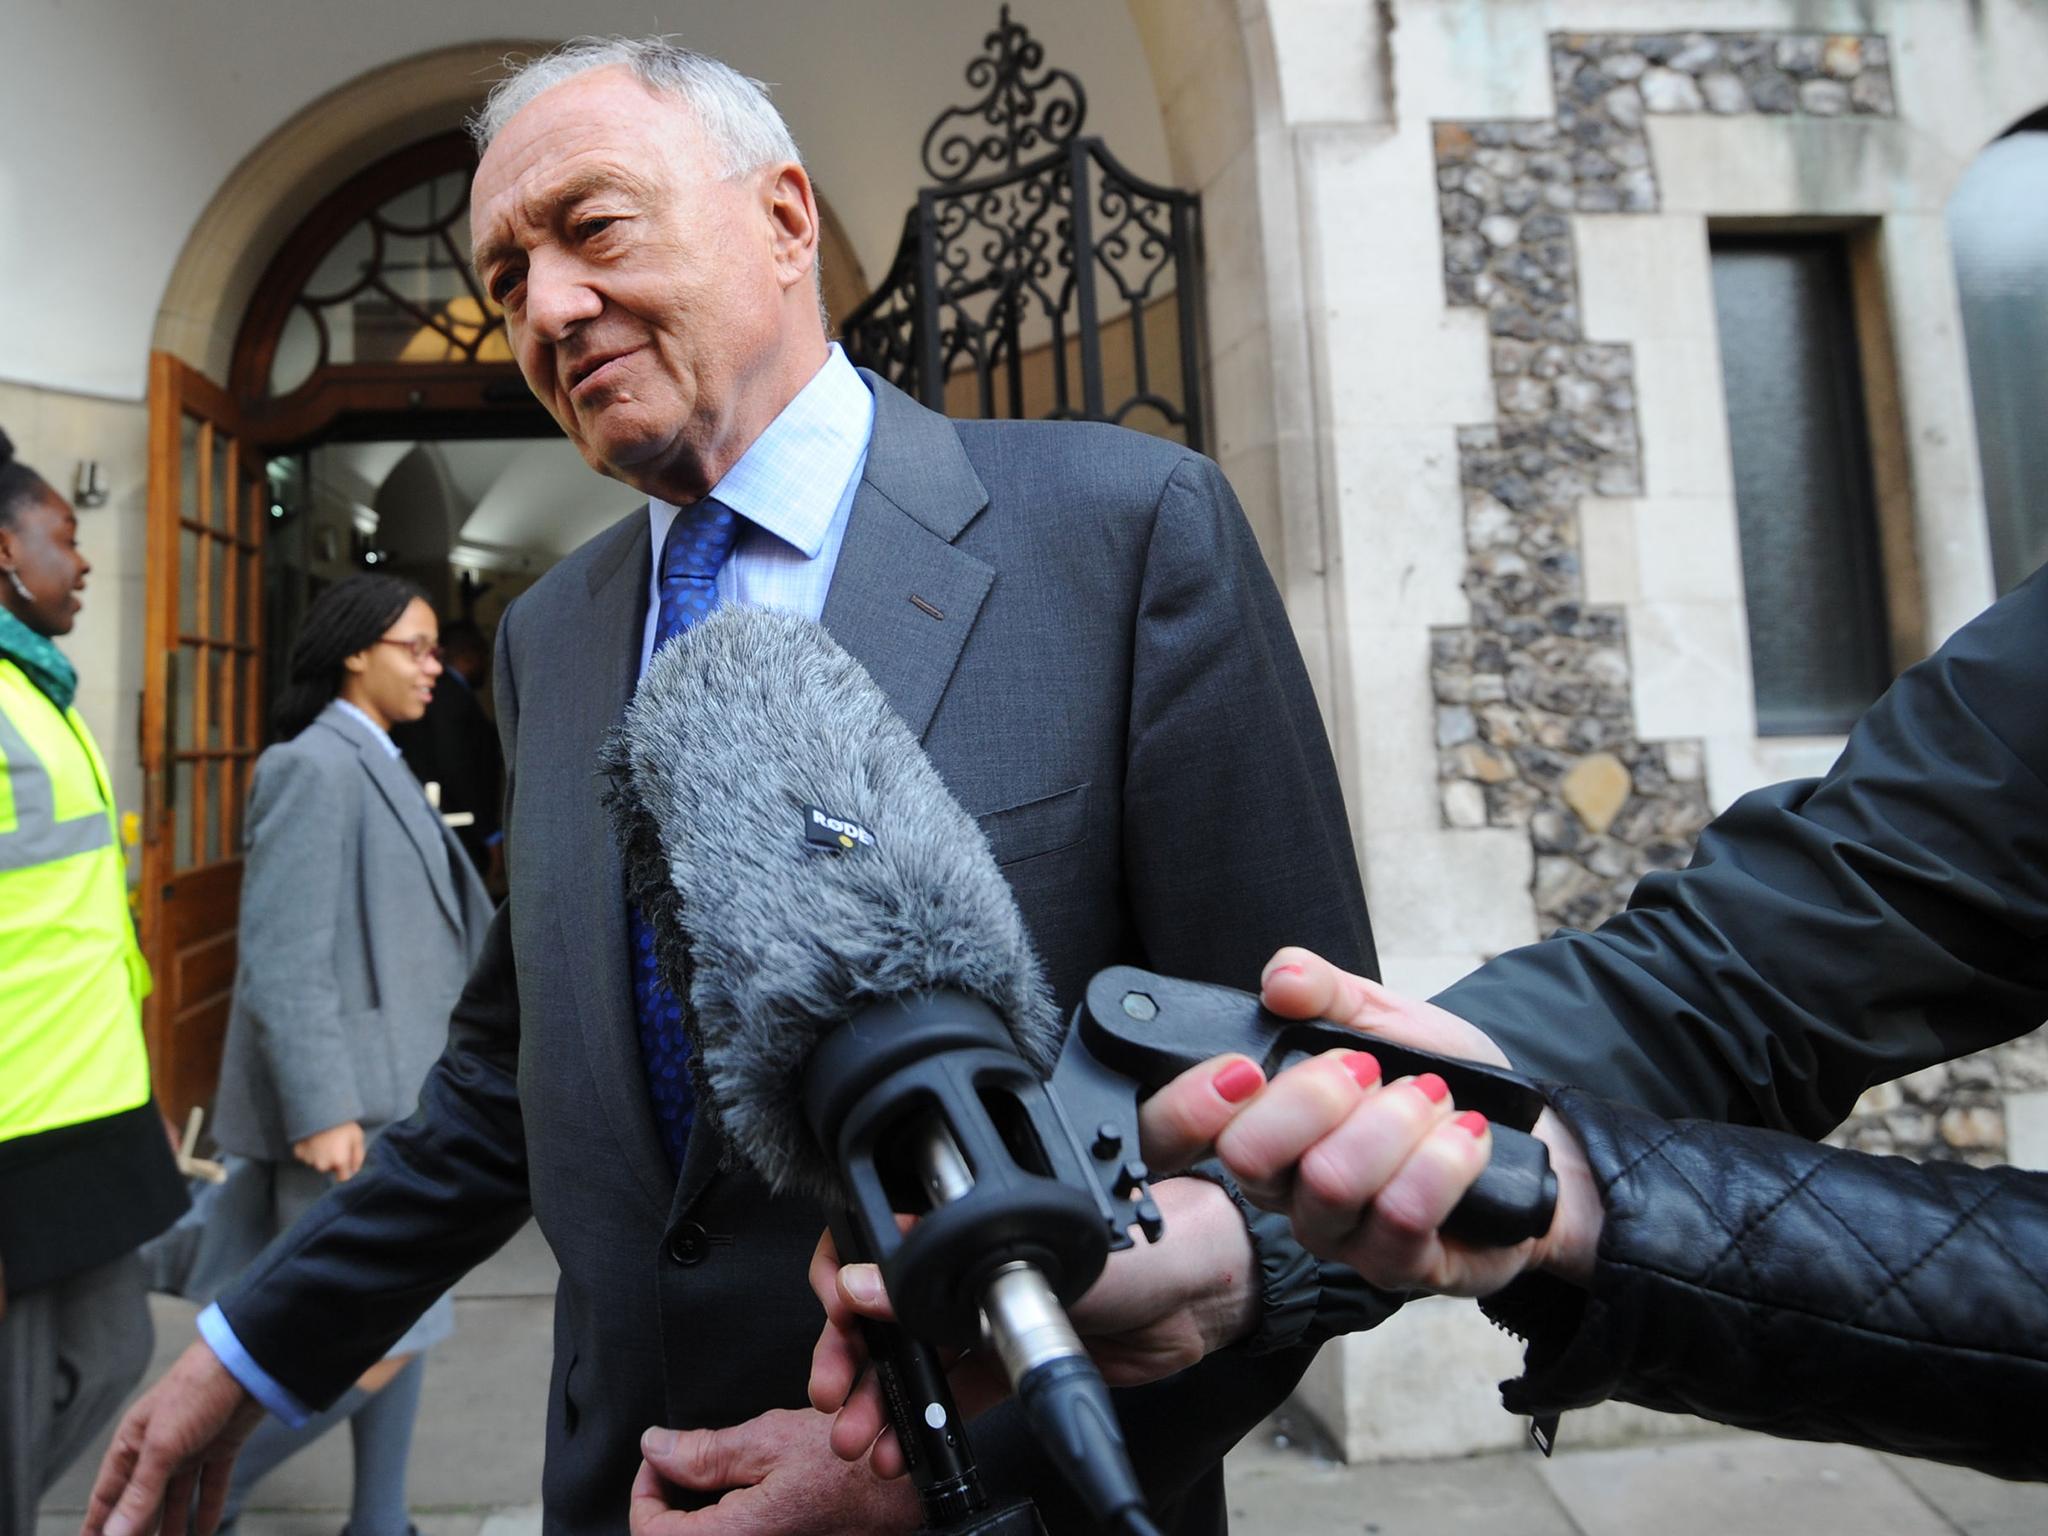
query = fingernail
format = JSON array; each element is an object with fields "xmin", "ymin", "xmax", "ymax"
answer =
[
  {"xmin": 1344, "ymin": 1052, "xmax": 1381, "ymax": 1089},
  {"xmin": 107, "ymin": 1518, "xmax": 132, "ymax": 1536},
  {"xmin": 1261, "ymin": 958, "xmax": 1304, "ymax": 985},
  {"xmin": 1414, "ymin": 1073, "xmax": 1450, "ymax": 1104},
  {"xmin": 843, "ymin": 1265, "xmax": 883, "ymax": 1306},
  {"xmin": 641, "ymin": 1426, "xmax": 676, "ymax": 1457},
  {"xmin": 1455, "ymin": 1110, "xmax": 1488, "ymax": 1138},
  {"xmin": 1213, "ymin": 1059, "xmax": 1264, "ymax": 1103}
]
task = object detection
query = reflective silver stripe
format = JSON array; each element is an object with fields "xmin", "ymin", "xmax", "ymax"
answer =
[{"xmin": 0, "ymin": 694, "xmax": 117, "ymax": 872}]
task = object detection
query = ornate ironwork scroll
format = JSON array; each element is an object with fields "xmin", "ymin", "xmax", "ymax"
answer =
[
  {"xmin": 259, "ymin": 157, "xmax": 509, "ymax": 399},
  {"xmin": 841, "ymin": 7, "xmax": 1207, "ymax": 451}
]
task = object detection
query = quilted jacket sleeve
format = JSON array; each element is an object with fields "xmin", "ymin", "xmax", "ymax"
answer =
[{"xmin": 1486, "ymin": 1088, "xmax": 2048, "ymax": 1481}]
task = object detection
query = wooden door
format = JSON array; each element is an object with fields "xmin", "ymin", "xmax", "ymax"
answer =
[{"xmin": 142, "ymin": 353, "xmax": 267, "ymax": 1126}]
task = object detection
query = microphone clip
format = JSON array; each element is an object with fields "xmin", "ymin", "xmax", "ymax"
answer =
[{"xmin": 1048, "ymin": 967, "xmax": 1559, "ymax": 1251}]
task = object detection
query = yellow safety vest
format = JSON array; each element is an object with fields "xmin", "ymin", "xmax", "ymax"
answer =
[{"xmin": 0, "ymin": 658, "xmax": 153, "ymax": 1144}]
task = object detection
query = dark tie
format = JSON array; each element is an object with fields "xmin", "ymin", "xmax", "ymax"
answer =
[{"xmin": 630, "ymin": 499, "xmax": 743, "ymax": 1170}]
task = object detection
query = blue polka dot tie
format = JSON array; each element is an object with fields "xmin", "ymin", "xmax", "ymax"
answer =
[{"xmin": 630, "ymin": 498, "xmax": 743, "ymax": 1171}]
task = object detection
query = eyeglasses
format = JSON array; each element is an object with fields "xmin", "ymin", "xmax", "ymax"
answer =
[{"xmin": 375, "ymin": 637, "xmax": 444, "ymax": 663}]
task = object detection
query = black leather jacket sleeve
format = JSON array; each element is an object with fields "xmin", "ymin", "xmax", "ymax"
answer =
[
  {"xmin": 1436, "ymin": 563, "xmax": 2048, "ymax": 1135},
  {"xmin": 1485, "ymin": 1088, "xmax": 2048, "ymax": 1482}
]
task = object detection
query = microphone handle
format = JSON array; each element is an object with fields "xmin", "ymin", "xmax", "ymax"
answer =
[
  {"xmin": 914, "ymin": 1123, "xmax": 1152, "ymax": 1534},
  {"xmin": 827, "ymin": 1213, "xmax": 991, "ymax": 1529}
]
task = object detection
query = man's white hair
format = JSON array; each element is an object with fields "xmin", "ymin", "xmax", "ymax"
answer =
[{"xmin": 471, "ymin": 37, "xmax": 804, "ymax": 176}]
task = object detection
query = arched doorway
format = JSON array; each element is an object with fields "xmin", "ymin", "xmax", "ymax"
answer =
[{"xmin": 139, "ymin": 122, "xmax": 875, "ymax": 1122}]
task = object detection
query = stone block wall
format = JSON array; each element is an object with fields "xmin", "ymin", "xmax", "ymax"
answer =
[
  {"xmin": 1425, "ymin": 32, "xmax": 2048, "ymax": 1167},
  {"xmin": 1424, "ymin": 28, "xmax": 1908, "ymax": 936}
]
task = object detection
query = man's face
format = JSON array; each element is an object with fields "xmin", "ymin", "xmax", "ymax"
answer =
[{"xmin": 470, "ymin": 67, "xmax": 810, "ymax": 502}]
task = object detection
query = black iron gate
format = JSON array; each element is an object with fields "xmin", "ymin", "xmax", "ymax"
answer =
[{"xmin": 839, "ymin": 7, "xmax": 1208, "ymax": 451}]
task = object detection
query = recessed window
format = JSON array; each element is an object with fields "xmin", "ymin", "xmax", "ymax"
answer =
[{"xmin": 1710, "ymin": 235, "xmax": 1893, "ymax": 736}]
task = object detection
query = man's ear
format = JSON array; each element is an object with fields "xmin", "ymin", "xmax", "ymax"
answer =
[{"xmin": 762, "ymin": 162, "xmax": 820, "ymax": 294}]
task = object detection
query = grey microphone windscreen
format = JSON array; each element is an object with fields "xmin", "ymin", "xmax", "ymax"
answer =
[{"xmin": 602, "ymin": 606, "xmax": 1059, "ymax": 1204}]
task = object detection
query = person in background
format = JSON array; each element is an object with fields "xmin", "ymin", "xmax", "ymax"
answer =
[
  {"xmin": 0, "ymin": 429, "xmax": 188, "ymax": 1536},
  {"xmin": 390, "ymin": 617, "xmax": 503, "ymax": 888},
  {"xmin": 197, "ymin": 574, "xmax": 493, "ymax": 1534}
]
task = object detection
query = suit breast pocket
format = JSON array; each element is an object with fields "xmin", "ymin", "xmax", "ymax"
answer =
[{"xmin": 975, "ymin": 783, "xmax": 1089, "ymax": 868}]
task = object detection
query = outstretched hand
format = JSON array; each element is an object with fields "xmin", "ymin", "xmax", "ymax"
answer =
[
  {"xmin": 81, "ymin": 1340, "xmax": 266, "ymax": 1536},
  {"xmin": 1248, "ymin": 947, "xmax": 1601, "ymax": 1295}
]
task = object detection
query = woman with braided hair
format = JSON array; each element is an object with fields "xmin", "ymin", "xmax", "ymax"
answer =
[{"xmin": 190, "ymin": 573, "xmax": 494, "ymax": 1534}]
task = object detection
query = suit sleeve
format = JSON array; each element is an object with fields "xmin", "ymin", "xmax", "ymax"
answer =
[
  {"xmin": 967, "ymin": 454, "xmax": 1386, "ymax": 1531},
  {"xmin": 215, "ymin": 616, "xmax": 534, "ymax": 1410},
  {"xmin": 1437, "ymin": 562, "xmax": 2048, "ymax": 1135},
  {"xmin": 236, "ymin": 748, "xmax": 364, "ymax": 1144}
]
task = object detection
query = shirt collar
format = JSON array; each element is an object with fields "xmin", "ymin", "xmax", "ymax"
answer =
[
  {"xmin": 331, "ymin": 698, "xmax": 402, "ymax": 760},
  {"xmin": 649, "ymin": 342, "xmax": 873, "ymax": 559}
]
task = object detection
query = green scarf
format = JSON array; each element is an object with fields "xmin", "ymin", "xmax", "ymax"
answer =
[{"xmin": 0, "ymin": 603, "xmax": 78, "ymax": 711}]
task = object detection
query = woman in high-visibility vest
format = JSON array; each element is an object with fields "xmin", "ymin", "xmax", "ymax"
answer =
[{"xmin": 0, "ymin": 428, "xmax": 187, "ymax": 1536}]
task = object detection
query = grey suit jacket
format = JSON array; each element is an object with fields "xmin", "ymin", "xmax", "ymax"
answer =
[
  {"xmin": 212, "ymin": 702, "xmax": 493, "ymax": 1159},
  {"xmin": 220, "ymin": 378, "xmax": 1376, "ymax": 1535}
]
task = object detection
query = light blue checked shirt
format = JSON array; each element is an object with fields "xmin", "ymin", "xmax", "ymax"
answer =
[
  {"xmin": 639, "ymin": 343, "xmax": 874, "ymax": 676},
  {"xmin": 331, "ymin": 699, "xmax": 402, "ymax": 760},
  {"xmin": 200, "ymin": 345, "xmax": 875, "ymax": 1428}
]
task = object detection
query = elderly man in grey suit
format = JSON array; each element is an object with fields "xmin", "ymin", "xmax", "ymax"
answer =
[{"xmin": 85, "ymin": 39, "xmax": 1376, "ymax": 1536}]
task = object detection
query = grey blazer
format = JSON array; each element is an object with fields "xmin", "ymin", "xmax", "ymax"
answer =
[{"xmin": 212, "ymin": 702, "xmax": 493, "ymax": 1160}]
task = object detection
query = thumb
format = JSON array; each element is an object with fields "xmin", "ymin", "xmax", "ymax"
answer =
[
  {"xmin": 642, "ymin": 1423, "xmax": 763, "ymax": 1492},
  {"xmin": 834, "ymin": 1264, "xmax": 896, "ymax": 1323}
]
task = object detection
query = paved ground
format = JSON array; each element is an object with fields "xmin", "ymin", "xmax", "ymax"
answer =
[{"xmin": 39, "ymin": 1221, "xmax": 2048, "ymax": 1535}]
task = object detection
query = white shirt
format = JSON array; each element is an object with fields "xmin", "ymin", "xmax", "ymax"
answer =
[{"xmin": 639, "ymin": 343, "xmax": 875, "ymax": 678}]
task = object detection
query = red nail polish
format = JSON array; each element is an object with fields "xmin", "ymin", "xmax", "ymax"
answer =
[
  {"xmin": 1455, "ymin": 1110, "xmax": 1487, "ymax": 1138},
  {"xmin": 1213, "ymin": 1060, "xmax": 1264, "ymax": 1103},
  {"xmin": 1345, "ymin": 1052, "xmax": 1382, "ymax": 1089},
  {"xmin": 1414, "ymin": 1073, "xmax": 1450, "ymax": 1104}
]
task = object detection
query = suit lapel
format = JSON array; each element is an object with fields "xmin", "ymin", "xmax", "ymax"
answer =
[
  {"xmin": 557, "ymin": 514, "xmax": 680, "ymax": 1217},
  {"xmin": 820, "ymin": 375, "xmax": 994, "ymax": 742},
  {"xmin": 319, "ymin": 707, "xmax": 461, "ymax": 932}
]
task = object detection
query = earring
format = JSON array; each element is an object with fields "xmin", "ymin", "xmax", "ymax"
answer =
[{"xmin": 4, "ymin": 569, "xmax": 31, "ymax": 604}]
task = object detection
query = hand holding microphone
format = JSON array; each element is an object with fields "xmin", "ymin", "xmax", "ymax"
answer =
[{"xmin": 816, "ymin": 951, "xmax": 1587, "ymax": 1476}]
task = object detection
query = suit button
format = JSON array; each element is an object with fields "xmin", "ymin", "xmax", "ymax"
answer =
[{"xmin": 667, "ymin": 1221, "xmax": 708, "ymax": 1266}]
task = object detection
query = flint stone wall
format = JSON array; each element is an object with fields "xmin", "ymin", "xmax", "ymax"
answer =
[{"xmin": 1426, "ymin": 32, "xmax": 2048, "ymax": 1166}]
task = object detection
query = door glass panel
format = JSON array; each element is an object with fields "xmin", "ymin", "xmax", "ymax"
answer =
[
  {"xmin": 207, "ymin": 649, "xmax": 228, "ymax": 751},
  {"xmin": 180, "ymin": 414, "xmax": 202, "ymax": 525},
  {"xmin": 172, "ymin": 762, "xmax": 194, "ymax": 870},
  {"xmin": 209, "ymin": 538, "xmax": 230, "ymax": 641},
  {"xmin": 210, "ymin": 436, "xmax": 234, "ymax": 533},
  {"xmin": 202, "ymin": 760, "xmax": 223, "ymax": 866},
  {"xmin": 178, "ymin": 528, "xmax": 200, "ymax": 637},
  {"xmin": 173, "ymin": 644, "xmax": 197, "ymax": 753}
]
